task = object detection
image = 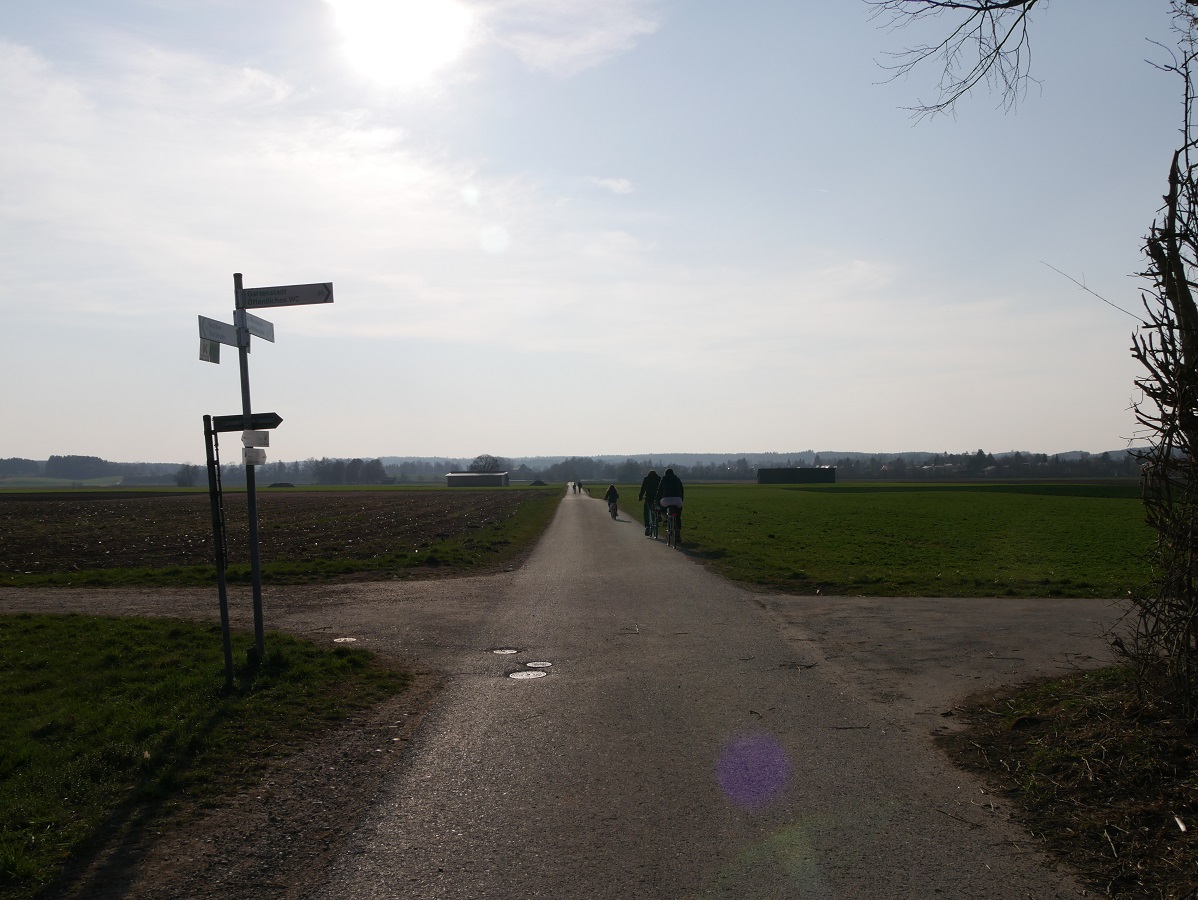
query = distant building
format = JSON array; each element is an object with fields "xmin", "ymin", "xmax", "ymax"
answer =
[
  {"xmin": 446, "ymin": 471, "xmax": 510, "ymax": 487},
  {"xmin": 757, "ymin": 467, "xmax": 836, "ymax": 485}
]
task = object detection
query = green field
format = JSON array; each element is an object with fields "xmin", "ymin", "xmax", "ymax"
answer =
[{"xmin": 620, "ymin": 482, "xmax": 1151, "ymax": 598}]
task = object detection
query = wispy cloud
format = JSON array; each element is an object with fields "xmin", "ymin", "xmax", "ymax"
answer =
[
  {"xmin": 586, "ymin": 176, "xmax": 635, "ymax": 194},
  {"xmin": 477, "ymin": 0, "xmax": 661, "ymax": 76}
]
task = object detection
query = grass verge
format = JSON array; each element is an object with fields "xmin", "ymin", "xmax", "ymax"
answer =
[
  {"xmin": 0, "ymin": 613, "xmax": 410, "ymax": 899},
  {"xmin": 938, "ymin": 666, "xmax": 1198, "ymax": 897}
]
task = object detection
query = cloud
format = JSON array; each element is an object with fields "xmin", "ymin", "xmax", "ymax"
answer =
[
  {"xmin": 476, "ymin": 0, "xmax": 661, "ymax": 76},
  {"xmin": 587, "ymin": 176, "xmax": 635, "ymax": 194}
]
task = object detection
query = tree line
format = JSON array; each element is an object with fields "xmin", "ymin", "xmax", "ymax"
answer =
[{"xmin": 3, "ymin": 448, "xmax": 1143, "ymax": 487}]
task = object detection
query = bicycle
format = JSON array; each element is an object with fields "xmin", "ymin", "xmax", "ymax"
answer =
[
  {"xmin": 665, "ymin": 506, "xmax": 681, "ymax": 548},
  {"xmin": 608, "ymin": 500, "xmax": 618, "ymax": 519},
  {"xmin": 643, "ymin": 501, "xmax": 659, "ymax": 539}
]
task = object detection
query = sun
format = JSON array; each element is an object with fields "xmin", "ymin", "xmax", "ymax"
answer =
[{"xmin": 325, "ymin": 0, "xmax": 476, "ymax": 89}]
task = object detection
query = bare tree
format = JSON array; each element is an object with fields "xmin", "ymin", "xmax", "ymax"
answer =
[
  {"xmin": 867, "ymin": 0, "xmax": 1044, "ymax": 116},
  {"xmin": 1127, "ymin": 6, "xmax": 1198, "ymax": 717}
]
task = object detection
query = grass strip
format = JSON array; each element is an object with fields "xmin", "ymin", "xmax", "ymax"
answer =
[{"xmin": 0, "ymin": 614, "xmax": 409, "ymax": 899}]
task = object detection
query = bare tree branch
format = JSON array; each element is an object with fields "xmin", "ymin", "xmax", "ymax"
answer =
[{"xmin": 867, "ymin": 0, "xmax": 1043, "ymax": 116}]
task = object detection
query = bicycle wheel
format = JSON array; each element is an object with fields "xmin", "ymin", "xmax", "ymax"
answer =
[
  {"xmin": 650, "ymin": 508, "xmax": 659, "ymax": 540},
  {"xmin": 666, "ymin": 511, "xmax": 677, "ymax": 547}
]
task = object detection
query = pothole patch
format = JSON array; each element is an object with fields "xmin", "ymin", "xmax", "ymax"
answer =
[
  {"xmin": 333, "ymin": 637, "xmax": 357, "ymax": 643},
  {"xmin": 509, "ymin": 670, "xmax": 547, "ymax": 680},
  {"xmin": 525, "ymin": 661, "xmax": 553, "ymax": 668},
  {"xmin": 492, "ymin": 648, "xmax": 519, "ymax": 655}
]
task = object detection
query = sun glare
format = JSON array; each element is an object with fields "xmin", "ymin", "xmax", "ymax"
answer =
[{"xmin": 326, "ymin": 0, "xmax": 475, "ymax": 89}]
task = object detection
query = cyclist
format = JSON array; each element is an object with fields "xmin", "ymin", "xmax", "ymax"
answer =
[
  {"xmin": 637, "ymin": 469, "xmax": 661, "ymax": 536},
  {"xmin": 604, "ymin": 484, "xmax": 620, "ymax": 519},
  {"xmin": 655, "ymin": 468, "xmax": 684, "ymax": 541}
]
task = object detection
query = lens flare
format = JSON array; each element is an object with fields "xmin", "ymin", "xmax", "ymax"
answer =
[{"xmin": 716, "ymin": 732, "xmax": 791, "ymax": 810}]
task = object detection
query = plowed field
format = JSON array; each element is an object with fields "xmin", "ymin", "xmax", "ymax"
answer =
[{"xmin": 0, "ymin": 488, "xmax": 557, "ymax": 585}]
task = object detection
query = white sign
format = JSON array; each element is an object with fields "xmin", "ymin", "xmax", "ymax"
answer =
[
  {"xmin": 198, "ymin": 315, "xmax": 239, "ymax": 347},
  {"xmin": 243, "ymin": 448, "xmax": 267, "ymax": 466},
  {"xmin": 199, "ymin": 339, "xmax": 220, "ymax": 364},
  {"xmin": 243, "ymin": 282, "xmax": 334, "ymax": 309},
  {"xmin": 242, "ymin": 430, "xmax": 270, "ymax": 448},
  {"xmin": 244, "ymin": 312, "xmax": 275, "ymax": 342}
]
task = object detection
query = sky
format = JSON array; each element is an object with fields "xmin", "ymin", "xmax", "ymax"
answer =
[{"xmin": 0, "ymin": 0, "xmax": 1184, "ymax": 464}]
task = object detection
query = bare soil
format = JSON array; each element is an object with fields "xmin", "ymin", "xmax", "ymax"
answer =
[{"xmin": 0, "ymin": 489, "xmax": 543, "ymax": 581}]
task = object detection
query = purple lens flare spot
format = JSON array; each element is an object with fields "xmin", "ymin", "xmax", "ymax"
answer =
[{"xmin": 717, "ymin": 733, "xmax": 791, "ymax": 810}]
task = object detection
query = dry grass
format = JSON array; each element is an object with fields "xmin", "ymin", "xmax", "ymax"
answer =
[{"xmin": 937, "ymin": 667, "xmax": 1198, "ymax": 898}]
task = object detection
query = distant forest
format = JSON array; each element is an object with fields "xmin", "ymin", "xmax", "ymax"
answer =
[{"xmin": 0, "ymin": 448, "xmax": 1144, "ymax": 486}]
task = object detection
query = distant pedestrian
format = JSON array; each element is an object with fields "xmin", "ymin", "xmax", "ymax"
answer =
[{"xmin": 638, "ymin": 469, "xmax": 661, "ymax": 536}]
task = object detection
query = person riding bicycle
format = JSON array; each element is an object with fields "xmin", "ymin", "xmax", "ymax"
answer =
[
  {"xmin": 655, "ymin": 468, "xmax": 684, "ymax": 541},
  {"xmin": 637, "ymin": 469, "xmax": 661, "ymax": 536},
  {"xmin": 604, "ymin": 484, "xmax": 619, "ymax": 518}
]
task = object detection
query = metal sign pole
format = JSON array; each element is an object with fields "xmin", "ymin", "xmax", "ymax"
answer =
[
  {"xmin": 199, "ymin": 274, "xmax": 331, "ymax": 668},
  {"xmin": 234, "ymin": 272, "xmax": 266, "ymax": 661},
  {"xmin": 203, "ymin": 415, "xmax": 235, "ymax": 689}
]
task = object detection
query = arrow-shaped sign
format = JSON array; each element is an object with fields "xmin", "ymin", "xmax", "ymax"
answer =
[
  {"xmin": 199, "ymin": 315, "xmax": 239, "ymax": 347},
  {"xmin": 243, "ymin": 312, "xmax": 275, "ymax": 342},
  {"xmin": 211, "ymin": 411, "xmax": 284, "ymax": 433},
  {"xmin": 242, "ymin": 282, "xmax": 334, "ymax": 309}
]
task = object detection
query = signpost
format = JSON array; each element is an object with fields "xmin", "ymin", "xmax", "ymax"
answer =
[
  {"xmin": 211, "ymin": 411, "xmax": 283, "ymax": 433},
  {"xmin": 242, "ymin": 282, "xmax": 334, "ymax": 308},
  {"xmin": 197, "ymin": 273, "xmax": 333, "ymax": 662}
]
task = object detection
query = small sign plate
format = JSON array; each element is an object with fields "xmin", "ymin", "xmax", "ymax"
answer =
[
  {"xmin": 244, "ymin": 312, "xmax": 275, "ymax": 342},
  {"xmin": 211, "ymin": 412, "xmax": 283, "ymax": 433},
  {"xmin": 200, "ymin": 339, "xmax": 221, "ymax": 364}
]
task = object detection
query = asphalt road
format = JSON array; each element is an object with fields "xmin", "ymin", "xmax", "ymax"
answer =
[{"xmin": 293, "ymin": 489, "xmax": 1114, "ymax": 899}]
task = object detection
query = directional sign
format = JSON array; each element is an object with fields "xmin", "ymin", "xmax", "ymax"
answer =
[
  {"xmin": 198, "ymin": 315, "xmax": 239, "ymax": 347},
  {"xmin": 242, "ymin": 282, "xmax": 334, "ymax": 309},
  {"xmin": 244, "ymin": 312, "xmax": 275, "ymax": 342},
  {"xmin": 211, "ymin": 411, "xmax": 283, "ymax": 433}
]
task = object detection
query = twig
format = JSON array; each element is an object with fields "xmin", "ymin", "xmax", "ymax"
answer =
[
  {"xmin": 1041, "ymin": 261, "xmax": 1143, "ymax": 320},
  {"xmin": 935, "ymin": 808, "xmax": 984, "ymax": 830}
]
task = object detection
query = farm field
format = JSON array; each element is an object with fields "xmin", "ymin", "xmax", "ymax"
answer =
[
  {"xmin": 0, "ymin": 486, "xmax": 561, "ymax": 587},
  {"xmin": 0, "ymin": 481, "xmax": 1152, "ymax": 597},
  {"xmin": 622, "ymin": 481, "xmax": 1151, "ymax": 598}
]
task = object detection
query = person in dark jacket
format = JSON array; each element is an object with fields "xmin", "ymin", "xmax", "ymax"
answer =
[
  {"xmin": 637, "ymin": 469, "xmax": 661, "ymax": 535},
  {"xmin": 655, "ymin": 468, "xmax": 684, "ymax": 540},
  {"xmin": 604, "ymin": 484, "xmax": 619, "ymax": 518}
]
